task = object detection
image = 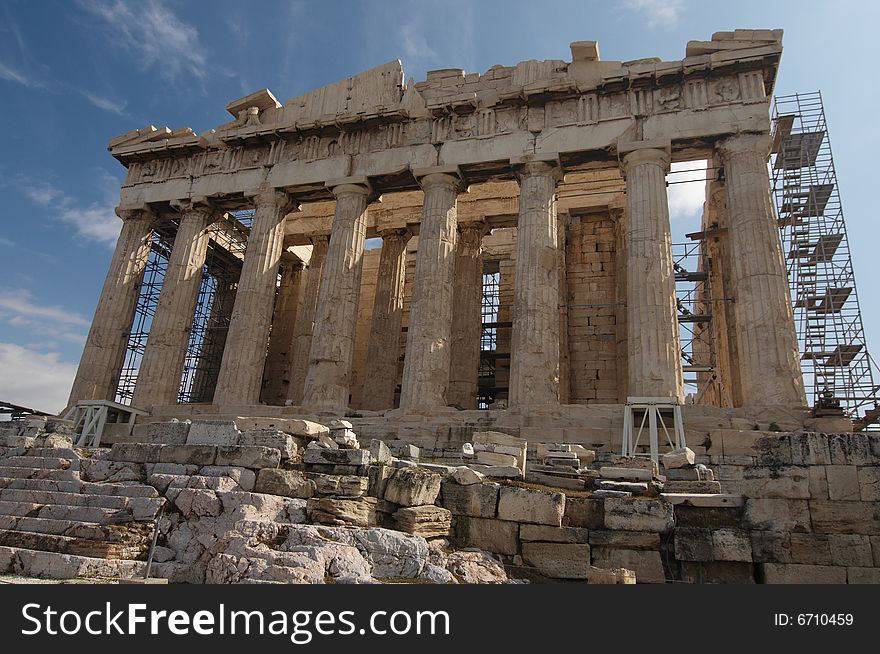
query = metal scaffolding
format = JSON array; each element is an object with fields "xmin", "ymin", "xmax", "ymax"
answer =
[
  {"xmin": 771, "ymin": 91, "xmax": 879, "ymax": 428},
  {"xmin": 673, "ymin": 241, "xmax": 715, "ymax": 394}
]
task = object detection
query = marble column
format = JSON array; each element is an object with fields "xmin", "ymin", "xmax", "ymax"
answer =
[
  {"xmin": 361, "ymin": 228, "xmax": 410, "ymax": 410},
  {"xmin": 287, "ymin": 235, "xmax": 329, "ymax": 405},
  {"xmin": 302, "ymin": 180, "xmax": 371, "ymax": 411},
  {"xmin": 213, "ymin": 188, "xmax": 295, "ymax": 406},
  {"xmin": 261, "ymin": 252, "xmax": 305, "ymax": 405},
  {"xmin": 447, "ymin": 221, "xmax": 487, "ymax": 409},
  {"xmin": 620, "ymin": 144, "xmax": 683, "ymax": 400},
  {"xmin": 189, "ymin": 273, "xmax": 237, "ymax": 403},
  {"xmin": 67, "ymin": 207, "xmax": 154, "ymax": 406},
  {"xmin": 718, "ymin": 133, "xmax": 806, "ymax": 406},
  {"xmin": 509, "ymin": 161, "xmax": 562, "ymax": 407},
  {"xmin": 132, "ymin": 201, "xmax": 216, "ymax": 409},
  {"xmin": 399, "ymin": 171, "xmax": 461, "ymax": 411}
]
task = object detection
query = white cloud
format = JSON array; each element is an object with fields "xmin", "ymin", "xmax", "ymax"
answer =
[
  {"xmin": 80, "ymin": 89, "xmax": 127, "ymax": 116},
  {"xmin": 0, "ymin": 343, "xmax": 77, "ymax": 414},
  {"xmin": 78, "ymin": 0, "xmax": 208, "ymax": 81},
  {"xmin": 23, "ymin": 183, "xmax": 66, "ymax": 207},
  {"xmin": 667, "ymin": 160, "xmax": 707, "ymax": 221},
  {"xmin": 20, "ymin": 179, "xmax": 121, "ymax": 246},
  {"xmin": 0, "ymin": 60, "xmax": 41, "ymax": 88},
  {"xmin": 624, "ymin": 0, "xmax": 684, "ymax": 29},
  {"xmin": 0, "ymin": 288, "xmax": 89, "ymax": 328}
]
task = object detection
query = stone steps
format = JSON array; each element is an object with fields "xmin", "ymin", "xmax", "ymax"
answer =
[
  {"xmin": 0, "ymin": 456, "xmax": 77, "ymax": 470},
  {"xmin": 1, "ymin": 447, "xmax": 82, "ymax": 460},
  {"xmin": 0, "ymin": 514, "xmax": 147, "ymax": 539},
  {"xmin": 0, "ymin": 528, "xmax": 151, "ymax": 560},
  {"xmin": 0, "ymin": 476, "xmax": 158, "ymax": 498},
  {"xmin": 0, "ymin": 500, "xmax": 135, "ymax": 524},
  {"xmin": 0, "ymin": 488, "xmax": 134, "ymax": 510},
  {"xmin": 0, "ymin": 466, "xmax": 79, "ymax": 481},
  {"xmin": 0, "ymin": 545, "xmax": 147, "ymax": 580}
]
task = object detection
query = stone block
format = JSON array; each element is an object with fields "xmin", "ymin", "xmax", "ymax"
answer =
[
  {"xmin": 761, "ymin": 563, "xmax": 846, "ymax": 584},
  {"xmin": 680, "ymin": 561, "xmax": 756, "ymax": 584},
  {"xmin": 109, "ymin": 443, "xmax": 162, "ymax": 463},
  {"xmin": 743, "ymin": 499, "xmax": 811, "ymax": 532},
  {"xmin": 808, "ymin": 466, "xmax": 829, "ymax": 499},
  {"xmin": 589, "ymin": 530, "xmax": 660, "ymax": 550},
  {"xmin": 790, "ymin": 433, "xmax": 832, "ymax": 466},
  {"xmin": 604, "ymin": 497, "xmax": 674, "ymax": 532},
  {"xmin": 564, "ymin": 496, "xmax": 604, "ymax": 529},
  {"xmin": 239, "ymin": 430, "xmax": 300, "ymax": 460},
  {"xmin": 596, "ymin": 480, "xmax": 650, "ymax": 494},
  {"xmin": 198, "ymin": 466, "xmax": 256, "ymax": 492},
  {"xmin": 673, "ymin": 505, "xmax": 742, "ymax": 529},
  {"xmin": 753, "ymin": 435, "xmax": 792, "ymax": 466},
  {"xmin": 825, "ymin": 465, "xmax": 860, "ymax": 501},
  {"xmin": 666, "ymin": 467, "xmax": 715, "ymax": 481},
  {"xmin": 388, "ymin": 441, "xmax": 420, "ymax": 460},
  {"xmin": 661, "ymin": 447, "xmax": 695, "ymax": 469},
  {"xmin": 525, "ymin": 472, "xmax": 585, "ymax": 491},
  {"xmin": 451, "ymin": 466, "xmax": 484, "ymax": 485},
  {"xmin": 712, "ymin": 528, "xmax": 752, "ymax": 562},
  {"xmin": 185, "ymin": 421, "xmax": 241, "ymax": 446},
  {"xmin": 520, "ymin": 524, "xmax": 589, "ymax": 543},
  {"xmin": 254, "ymin": 468, "xmax": 315, "ymax": 499},
  {"xmin": 216, "ymin": 446, "xmax": 280, "ymax": 469},
  {"xmin": 522, "ymin": 542, "xmax": 591, "ymax": 579},
  {"xmin": 281, "ymin": 419, "xmax": 330, "ymax": 437},
  {"xmin": 583, "ymin": 567, "xmax": 636, "ymax": 584},
  {"xmin": 305, "ymin": 497, "xmax": 377, "ymax": 527},
  {"xmin": 131, "ymin": 421, "xmax": 190, "ymax": 445},
  {"xmin": 393, "ymin": 505, "xmax": 452, "ymax": 538},
  {"xmin": 599, "ymin": 466, "xmax": 652, "ymax": 481},
  {"xmin": 475, "ymin": 451, "xmax": 518, "ymax": 467},
  {"xmin": 846, "ymin": 567, "xmax": 880, "ymax": 584},
  {"xmin": 674, "ymin": 528, "xmax": 714, "ymax": 562},
  {"xmin": 369, "ymin": 439, "xmax": 392, "ymax": 464},
  {"xmin": 471, "ymin": 464, "xmax": 521, "ymax": 479},
  {"xmin": 662, "ymin": 480, "xmax": 722, "ymax": 494},
  {"xmin": 303, "ymin": 448, "xmax": 371, "ymax": 466},
  {"xmin": 311, "ymin": 473, "xmax": 368, "ymax": 498},
  {"xmin": 738, "ymin": 466, "xmax": 809, "ymax": 499},
  {"xmin": 367, "ymin": 465, "xmax": 393, "ymax": 499},
  {"xmin": 809, "ymin": 500, "xmax": 880, "ymax": 534},
  {"xmin": 828, "ymin": 433, "xmax": 873, "ymax": 466},
  {"xmin": 750, "ymin": 530, "xmax": 791, "ymax": 563},
  {"xmin": 439, "ymin": 479, "xmax": 499, "ymax": 518},
  {"xmin": 159, "ymin": 445, "xmax": 217, "ymax": 466},
  {"xmin": 497, "ymin": 486, "xmax": 564, "ymax": 526},
  {"xmin": 456, "ymin": 516, "xmax": 519, "ymax": 555},
  {"xmin": 592, "ymin": 547, "xmax": 665, "ymax": 583},
  {"xmin": 858, "ymin": 466, "xmax": 880, "ymax": 501},
  {"xmin": 383, "ymin": 468, "xmax": 441, "ymax": 507}
]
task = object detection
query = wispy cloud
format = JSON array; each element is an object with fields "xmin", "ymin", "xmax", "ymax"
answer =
[
  {"xmin": 0, "ymin": 60, "xmax": 44, "ymax": 89},
  {"xmin": 0, "ymin": 288, "xmax": 89, "ymax": 328},
  {"xmin": 0, "ymin": 342, "xmax": 78, "ymax": 413},
  {"xmin": 624, "ymin": 0, "xmax": 684, "ymax": 29},
  {"xmin": 80, "ymin": 89, "xmax": 127, "ymax": 116},
  {"xmin": 0, "ymin": 236, "xmax": 15, "ymax": 247},
  {"xmin": 667, "ymin": 160, "xmax": 707, "ymax": 221},
  {"xmin": 78, "ymin": 0, "xmax": 208, "ymax": 82},
  {"xmin": 20, "ymin": 177, "xmax": 121, "ymax": 247}
]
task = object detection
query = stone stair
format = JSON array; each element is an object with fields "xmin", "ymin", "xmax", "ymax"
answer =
[{"xmin": 0, "ymin": 444, "xmax": 165, "ymax": 581}]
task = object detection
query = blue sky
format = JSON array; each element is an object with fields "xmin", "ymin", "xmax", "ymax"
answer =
[{"xmin": 1, "ymin": 0, "xmax": 878, "ymax": 412}]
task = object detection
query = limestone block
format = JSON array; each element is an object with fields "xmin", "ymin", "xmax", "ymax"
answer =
[
  {"xmin": 451, "ymin": 466, "xmax": 484, "ymax": 485},
  {"xmin": 284, "ymin": 419, "xmax": 330, "ymax": 437},
  {"xmin": 737, "ymin": 466, "xmax": 809, "ymax": 499},
  {"xmin": 789, "ymin": 434, "xmax": 833, "ymax": 466},
  {"xmin": 583, "ymin": 566, "xmax": 637, "ymax": 585},
  {"xmin": 306, "ymin": 497, "xmax": 377, "ymax": 527},
  {"xmin": 519, "ymin": 524, "xmax": 589, "ymax": 543},
  {"xmin": 593, "ymin": 489, "xmax": 632, "ymax": 498},
  {"xmin": 131, "ymin": 421, "xmax": 190, "ymax": 445},
  {"xmin": 592, "ymin": 547, "xmax": 666, "ymax": 583},
  {"xmin": 680, "ymin": 561, "xmax": 756, "ymax": 584},
  {"xmin": 303, "ymin": 448, "xmax": 371, "ymax": 466},
  {"xmin": 439, "ymin": 479, "xmax": 499, "ymax": 518},
  {"xmin": 312, "ymin": 474, "xmax": 368, "ymax": 498},
  {"xmin": 383, "ymin": 468, "xmax": 441, "ymax": 506},
  {"xmin": 596, "ymin": 480, "xmax": 650, "ymax": 494},
  {"xmin": 859, "ymin": 466, "xmax": 880, "ymax": 501},
  {"xmin": 186, "ymin": 421, "xmax": 241, "ymax": 446},
  {"xmin": 825, "ymin": 465, "xmax": 860, "ymax": 501},
  {"xmin": 474, "ymin": 442, "xmax": 524, "ymax": 457},
  {"xmin": 110, "ymin": 443, "xmax": 162, "ymax": 463},
  {"xmin": 846, "ymin": 567, "xmax": 880, "ymax": 584},
  {"xmin": 674, "ymin": 528, "xmax": 714, "ymax": 562},
  {"xmin": 470, "ymin": 465, "xmax": 522, "ymax": 479},
  {"xmin": 497, "ymin": 486, "xmax": 564, "ymax": 526},
  {"xmin": 661, "ymin": 448, "xmax": 695, "ymax": 469},
  {"xmin": 455, "ymin": 516, "xmax": 519, "ymax": 556},
  {"xmin": 369, "ymin": 439, "xmax": 392, "ymax": 464},
  {"xmin": 393, "ymin": 505, "xmax": 452, "ymax": 538},
  {"xmin": 603, "ymin": 497, "xmax": 674, "ymax": 532},
  {"xmin": 475, "ymin": 451, "xmax": 517, "ymax": 467},
  {"xmin": 198, "ymin": 466, "xmax": 256, "ymax": 492},
  {"xmin": 329, "ymin": 419, "xmax": 353, "ymax": 430},
  {"xmin": 388, "ymin": 441, "xmax": 420, "ymax": 460},
  {"xmin": 589, "ymin": 530, "xmax": 660, "ymax": 550},
  {"xmin": 172, "ymin": 489, "xmax": 222, "ymax": 518},
  {"xmin": 665, "ymin": 465, "xmax": 714, "ymax": 482},
  {"xmin": 827, "ymin": 433, "xmax": 874, "ymax": 466},
  {"xmin": 789, "ymin": 533, "xmax": 874, "ymax": 567},
  {"xmin": 80, "ymin": 459, "xmax": 146, "ymax": 483},
  {"xmin": 564, "ymin": 497, "xmax": 604, "ymax": 529},
  {"xmin": 673, "ymin": 505, "xmax": 742, "ymax": 530},
  {"xmin": 239, "ymin": 430, "xmax": 301, "ymax": 460},
  {"xmin": 662, "ymin": 480, "xmax": 721, "ymax": 494},
  {"xmin": 525, "ymin": 472, "xmax": 585, "ymax": 491},
  {"xmin": 743, "ymin": 499, "xmax": 811, "ymax": 532},
  {"xmin": 522, "ymin": 542, "xmax": 591, "ymax": 579},
  {"xmin": 367, "ymin": 465, "xmax": 394, "ymax": 499},
  {"xmin": 216, "ymin": 446, "xmax": 280, "ymax": 469},
  {"xmin": 809, "ymin": 501, "xmax": 880, "ymax": 535},
  {"xmin": 159, "ymin": 445, "xmax": 217, "ymax": 466},
  {"xmin": 753, "ymin": 435, "xmax": 792, "ymax": 466},
  {"xmin": 254, "ymin": 469, "xmax": 314, "ymax": 498},
  {"xmin": 599, "ymin": 466, "xmax": 652, "ymax": 481},
  {"xmin": 749, "ymin": 530, "xmax": 792, "ymax": 563},
  {"xmin": 712, "ymin": 528, "xmax": 753, "ymax": 562},
  {"xmin": 761, "ymin": 563, "xmax": 846, "ymax": 584}
]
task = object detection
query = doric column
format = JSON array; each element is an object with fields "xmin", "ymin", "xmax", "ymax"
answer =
[
  {"xmin": 399, "ymin": 170, "xmax": 462, "ymax": 411},
  {"xmin": 718, "ymin": 133, "xmax": 806, "ymax": 406},
  {"xmin": 261, "ymin": 252, "xmax": 305, "ymax": 405},
  {"xmin": 509, "ymin": 160, "xmax": 563, "ymax": 407},
  {"xmin": 302, "ymin": 180, "xmax": 372, "ymax": 411},
  {"xmin": 287, "ymin": 235, "xmax": 329, "ymax": 404},
  {"xmin": 131, "ymin": 201, "xmax": 215, "ymax": 409},
  {"xmin": 67, "ymin": 206, "xmax": 154, "ymax": 406},
  {"xmin": 620, "ymin": 143, "xmax": 683, "ymax": 400},
  {"xmin": 361, "ymin": 228, "xmax": 410, "ymax": 410},
  {"xmin": 447, "ymin": 221, "xmax": 488, "ymax": 409},
  {"xmin": 189, "ymin": 273, "xmax": 237, "ymax": 403},
  {"xmin": 213, "ymin": 187, "xmax": 295, "ymax": 406}
]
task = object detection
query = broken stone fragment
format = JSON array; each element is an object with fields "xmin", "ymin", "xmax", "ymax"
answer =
[
  {"xmin": 393, "ymin": 505, "xmax": 452, "ymax": 538},
  {"xmin": 306, "ymin": 496, "xmax": 377, "ymax": 527},
  {"xmin": 254, "ymin": 468, "xmax": 314, "ymax": 498},
  {"xmin": 383, "ymin": 467, "xmax": 441, "ymax": 506},
  {"xmin": 662, "ymin": 447, "xmax": 696, "ymax": 469},
  {"xmin": 451, "ymin": 466, "xmax": 484, "ymax": 485},
  {"xmin": 369, "ymin": 439, "xmax": 392, "ymax": 464}
]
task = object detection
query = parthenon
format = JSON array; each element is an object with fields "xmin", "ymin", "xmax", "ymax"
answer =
[{"xmin": 67, "ymin": 29, "xmax": 811, "ymax": 444}]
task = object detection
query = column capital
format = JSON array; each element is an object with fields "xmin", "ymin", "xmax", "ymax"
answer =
[
  {"xmin": 115, "ymin": 204, "xmax": 154, "ymax": 223},
  {"xmin": 309, "ymin": 233, "xmax": 330, "ymax": 247},
  {"xmin": 169, "ymin": 197, "xmax": 217, "ymax": 224},
  {"xmin": 413, "ymin": 167, "xmax": 464, "ymax": 193},
  {"xmin": 327, "ymin": 176, "xmax": 374, "ymax": 200},
  {"xmin": 280, "ymin": 250, "xmax": 306, "ymax": 268},
  {"xmin": 457, "ymin": 221, "xmax": 488, "ymax": 255},
  {"xmin": 378, "ymin": 227, "xmax": 412, "ymax": 244},
  {"xmin": 246, "ymin": 186, "xmax": 299, "ymax": 214},
  {"xmin": 619, "ymin": 140, "xmax": 671, "ymax": 175},
  {"xmin": 717, "ymin": 132, "xmax": 772, "ymax": 159},
  {"xmin": 511, "ymin": 158, "xmax": 563, "ymax": 183}
]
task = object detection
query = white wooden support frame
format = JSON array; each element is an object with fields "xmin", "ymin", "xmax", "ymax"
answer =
[
  {"xmin": 62, "ymin": 400, "xmax": 148, "ymax": 448},
  {"xmin": 621, "ymin": 396, "xmax": 686, "ymax": 464}
]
